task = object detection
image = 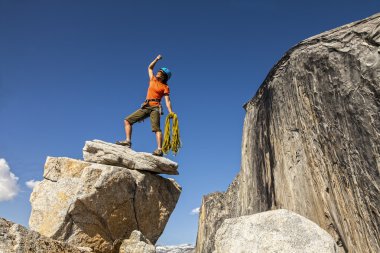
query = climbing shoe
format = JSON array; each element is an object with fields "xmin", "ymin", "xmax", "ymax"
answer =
[
  {"xmin": 152, "ymin": 149, "xmax": 163, "ymax": 157},
  {"xmin": 115, "ymin": 140, "xmax": 132, "ymax": 148}
]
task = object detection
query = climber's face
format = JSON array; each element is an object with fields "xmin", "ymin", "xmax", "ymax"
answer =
[
  {"xmin": 156, "ymin": 71, "xmax": 165, "ymax": 79},
  {"xmin": 155, "ymin": 70, "xmax": 168, "ymax": 83}
]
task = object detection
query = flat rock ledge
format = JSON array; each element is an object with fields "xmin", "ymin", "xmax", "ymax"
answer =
[
  {"xmin": 0, "ymin": 217, "xmax": 92, "ymax": 253},
  {"xmin": 83, "ymin": 140, "xmax": 179, "ymax": 175}
]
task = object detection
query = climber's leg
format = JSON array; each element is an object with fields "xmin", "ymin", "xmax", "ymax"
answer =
[
  {"xmin": 116, "ymin": 108, "xmax": 149, "ymax": 147},
  {"xmin": 155, "ymin": 131, "xmax": 163, "ymax": 149},
  {"xmin": 150, "ymin": 109, "xmax": 163, "ymax": 156},
  {"xmin": 124, "ymin": 119, "xmax": 132, "ymax": 143}
]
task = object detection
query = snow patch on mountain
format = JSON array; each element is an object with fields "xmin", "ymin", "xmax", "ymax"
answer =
[{"xmin": 156, "ymin": 244, "xmax": 195, "ymax": 253}]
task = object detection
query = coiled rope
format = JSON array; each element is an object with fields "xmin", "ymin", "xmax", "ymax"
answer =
[{"xmin": 162, "ymin": 112, "xmax": 182, "ymax": 155}]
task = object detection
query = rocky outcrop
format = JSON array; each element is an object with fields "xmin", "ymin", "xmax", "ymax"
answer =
[
  {"xmin": 119, "ymin": 230, "xmax": 155, "ymax": 253},
  {"xmin": 195, "ymin": 174, "xmax": 241, "ymax": 253},
  {"xmin": 196, "ymin": 13, "xmax": 380, "ymax": 253},
  {"xmin": 213, "ymin": 209, "xmax": 338, "ymax": 253},
  {"xmin": 30, "ymin": 141, "xmax": 181, "ymax": 253},
  {"xmin": 83, "ymin": 140, "xmax": 178, "ymax": 175},
  {"xmin": 0, "ymin": 217, "xmax": 91, "ymax": 253}
]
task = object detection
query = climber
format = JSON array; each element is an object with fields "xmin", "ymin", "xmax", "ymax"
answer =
[{"xmin": 116, "ymin": 54, "xmax": 174, "ymax": 157}]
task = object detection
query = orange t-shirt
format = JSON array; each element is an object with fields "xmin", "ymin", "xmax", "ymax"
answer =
[{"xmin": 146, "ymin": 76, "xmax": 170, "ymax": 106}]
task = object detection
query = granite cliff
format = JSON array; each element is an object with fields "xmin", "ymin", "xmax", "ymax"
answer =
[{"xmin": 196, "ymin": 13, "xmax": 380, "ymax": 253}]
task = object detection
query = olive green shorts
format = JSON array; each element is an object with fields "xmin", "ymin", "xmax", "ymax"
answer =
[{"xmin": 125, "ymin": 106, "xmax": 161, "ymax": 132}]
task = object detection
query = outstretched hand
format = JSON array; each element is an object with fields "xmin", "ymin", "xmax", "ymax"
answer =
[{"xmin": 149, "ymin": 55, "xmax": 163, "ymax": 78}]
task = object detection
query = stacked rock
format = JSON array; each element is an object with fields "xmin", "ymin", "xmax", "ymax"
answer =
[{"xmin": 29, "ymin": 140, "xmax": 181, "ymax": 253}]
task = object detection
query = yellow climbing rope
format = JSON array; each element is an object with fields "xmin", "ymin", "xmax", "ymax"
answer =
[{"xmin": 162, "ymin": 112, "xmax": 182, "ymax": 155}]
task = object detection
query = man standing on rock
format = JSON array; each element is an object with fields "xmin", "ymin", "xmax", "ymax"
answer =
[{"xmin": 116, "ymin": 55, "xmax": 173, "ymax": 157}]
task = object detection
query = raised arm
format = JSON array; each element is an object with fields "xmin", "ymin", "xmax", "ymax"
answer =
[
  {"xmin": 164, "ymin": 95, "xmax": 173, "ymax": 114},
  {"xmin": 148, "ymin": 55, "xmax": 162, "ymax": 79}
]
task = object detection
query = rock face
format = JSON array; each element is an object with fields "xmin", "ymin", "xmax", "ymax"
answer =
[
  {"xmin": 0, "ymin": 217, "xmax": 91, "ymax": 253},
  {"xmin": 196, "ymin": 13, "xmax": 380, "ymax": 253},
  {"xmin": 119, "ymin": 230, "xmax": 156, "ymax": 253},
  {"xmin": 213, "ymin": 209, "xmax": 338, "ymax": 253},
  {"xmin": 30, "ymin": 148, "xmax": 181, "ymax": 253},
  {"xmin": 83, "ymin": 140, "xmax": 179, "ymax": 175}
]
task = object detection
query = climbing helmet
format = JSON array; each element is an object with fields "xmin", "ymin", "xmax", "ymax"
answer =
[{"xmin": 159, "ymin": 67, "xmax": 172, "ymax": 80}]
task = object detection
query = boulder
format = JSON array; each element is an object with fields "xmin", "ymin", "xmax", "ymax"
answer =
[
  {"xmin": 0, "ymin": 217, "xmax": 91, "ymax": 253},
  {"xmin": 29, "ymin": 157, "xmax": 181, "ymax": 253},
  {"xmin": 119, "ymin": 230, "xmax": 156, "ymax": 253},
  {"xmin": 213, "ymin": 209, "xmax": 338, "ymax": 253},
  {"xmin": 196, "ymin": 13, "xmax": 380, "ymax": 253},
  {"xmin": 83, "ymin": 140, "xmax": 179, "ymax": 175}
]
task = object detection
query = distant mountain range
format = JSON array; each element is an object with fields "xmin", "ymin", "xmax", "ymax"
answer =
[{"xmin": 156, "ymin": 244, "xmax": 195, "ymax": 253}]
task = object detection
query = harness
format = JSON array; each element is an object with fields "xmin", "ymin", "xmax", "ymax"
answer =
[
  {"xmin": 141, "ymin": 98, "xmax": 163, "ymax": 115},
  {"xmin": 144, "ymin": 98, "xmax": 161, "ymax": 103}
]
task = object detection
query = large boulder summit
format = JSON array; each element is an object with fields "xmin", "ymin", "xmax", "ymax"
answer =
[
  {"xmin": 213, "ymin": 209, "xmax": 338, "ymax": 253},
  {"xmin": 196, "ymin": 13, "xmax": 380, "ymax": 253},
  {"xmin": 30, "ymin": 140, "xmax": 181, "ymax": 253}
]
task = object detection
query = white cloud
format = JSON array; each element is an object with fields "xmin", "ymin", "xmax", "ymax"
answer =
[
  {"xmin": 25, "ymin": 179, "xmax": 40, "ymax": 190},
  {"xmin": 191, "ymin": 207, "xmax": 200, "ymax": 215},
  {"xmin": 0, "ymin": 159, "xmax": 19, "ymax": 201}
]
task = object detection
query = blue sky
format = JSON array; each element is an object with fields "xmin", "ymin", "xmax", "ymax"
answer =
[{"xmin": 0, "ymin": 0, "xmax": 378, "ymax": 245}]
